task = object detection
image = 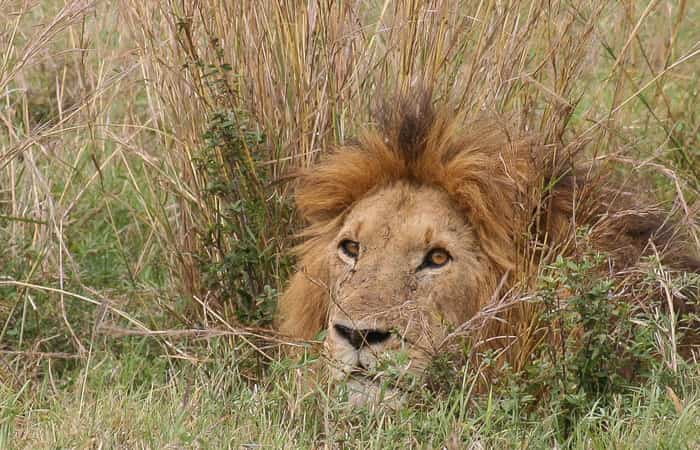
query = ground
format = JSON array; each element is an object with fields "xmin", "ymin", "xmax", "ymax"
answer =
[{"xmin": 1, "ymin": 1, "xmax": 699, "ymax": 448}]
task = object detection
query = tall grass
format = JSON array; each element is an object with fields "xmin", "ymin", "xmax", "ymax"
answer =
[
  {"xmin": 120, "ymin": 0, "xmax": 700, "ymax": 311},
  {"xmin": 1, "ymin": 0, "xmax": 699, "ymax": 446}
]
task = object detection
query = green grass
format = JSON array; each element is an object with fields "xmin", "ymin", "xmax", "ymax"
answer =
[
  {"xmin": 1, "ymin": 0, "xmax": 699, "ymax": 448},
  {"xmin": 3, "ymin": 342, "xmax": 699, "ymax": 449}
]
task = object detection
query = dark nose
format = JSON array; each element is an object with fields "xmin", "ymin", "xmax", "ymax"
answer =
[{"xmin": 333, "ymin": 323, "xmax": 391, "ymax": 350}]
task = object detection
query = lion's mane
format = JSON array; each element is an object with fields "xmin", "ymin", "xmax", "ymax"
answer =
[{"xmin": 277, "ymin": 92, "xmax": 699, "ymax": 342}]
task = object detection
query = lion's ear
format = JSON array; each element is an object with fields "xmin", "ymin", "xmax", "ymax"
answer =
[
  {"xmin": 295, "ymin": 138, "xmax": 405, "ymax": 225},
  {"xmin": 276, "ymin": 244, "xmax": 330, "ymax": 340}
]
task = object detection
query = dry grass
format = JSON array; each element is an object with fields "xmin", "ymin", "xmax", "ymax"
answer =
[
  {"xmin": 119, "ymin": 0, "xmax": 700, "ymax": 292},
  {"xmin": 1, "ymin": 0, "xmax": 699, "ymax": 446}
]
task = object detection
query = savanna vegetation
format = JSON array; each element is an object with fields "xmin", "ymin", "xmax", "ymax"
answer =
[{"xmin": 1, "ymin": 0, "xmax": 699, "ymax": 448}]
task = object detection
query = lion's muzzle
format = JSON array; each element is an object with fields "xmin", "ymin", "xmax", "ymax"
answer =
[{"xmin": 327, "ymin": 319, "xmax": 394, "ymax": 376}]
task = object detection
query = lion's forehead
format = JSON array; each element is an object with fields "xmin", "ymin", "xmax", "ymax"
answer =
[{"xmin": 341, "ymin": 182, "xmax": 473, "ymax": 251}]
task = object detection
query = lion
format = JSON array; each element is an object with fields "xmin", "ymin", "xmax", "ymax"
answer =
[{"xmin": 276, "ymin": 92, "xmax": 699, "ymax": 403}]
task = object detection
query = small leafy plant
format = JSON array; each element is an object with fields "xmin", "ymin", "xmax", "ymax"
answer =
[
  {"xmin": 499, "ymin": 252, "xmax": 689, "ymax": 438},
  {"xmin": 181, "ymin": 37, "xmax": 294, "ymax": 327},
  {"xmin": 194, "ymin": 106, "xmax": 292, "ymax": 326}
]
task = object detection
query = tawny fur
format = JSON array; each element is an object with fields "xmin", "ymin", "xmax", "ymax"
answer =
[{"xmin": 276, "ymin": 92, "xmax": 699, "ymax": 355}]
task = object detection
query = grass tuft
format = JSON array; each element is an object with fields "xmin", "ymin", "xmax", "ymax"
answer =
[{"xmin": 1, "ymin": 0, "xmax": 699, "ymax": 447}]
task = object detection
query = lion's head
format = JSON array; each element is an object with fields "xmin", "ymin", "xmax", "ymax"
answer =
[
  {"xmin": 276, "ymin": 93, "xmax": 699, "ymax": 403},
  {"xmin": 325, "ymin": 181, "xmax": 490, "ymax": 386}
]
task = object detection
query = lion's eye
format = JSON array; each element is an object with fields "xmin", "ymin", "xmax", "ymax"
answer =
[
  {"xmin": 420, "ymin": 248, "xmax": 451, "ymax": 270},
  {"xmin": 339, "ymin": 239, "xmax": 360, "ymax": 259}
]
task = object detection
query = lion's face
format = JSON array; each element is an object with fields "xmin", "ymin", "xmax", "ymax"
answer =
[{"xmin": 325, "ymin": 181, "xmax": 486, "ymax": 399}]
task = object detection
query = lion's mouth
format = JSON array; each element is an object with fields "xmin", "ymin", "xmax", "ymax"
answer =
[
  {"xmin": 344, "ymin": 375, "xmax": 403, "ymax": 408},
  {"xmin": 339, "ymin": 361, "xmax": 419, "ymax": 408},
  {"xmin": 348, "ymin": 367, "xmax": 381, "ymax": 382}
]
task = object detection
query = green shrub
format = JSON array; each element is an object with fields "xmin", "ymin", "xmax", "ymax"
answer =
[
  {"xmin": 493, "ymin": 252, "xmax": 696, "ymax": 439},
  {"xmin": 193, "ymin": 105, "xmax": 292, "ymax": 326}
]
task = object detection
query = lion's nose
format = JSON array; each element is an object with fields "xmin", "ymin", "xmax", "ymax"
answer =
[{"xmin": 333, "ymin": 323, "xmax": 391, "ymax": 350}]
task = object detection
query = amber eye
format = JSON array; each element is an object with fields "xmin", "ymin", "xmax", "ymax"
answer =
[
  {"xmin": 420, "ymin": 248, "xmax": 451, "ymax": 269},
  {"xmin": 339, "ymin": 239, "xmax": 360, "ymax": 259}
]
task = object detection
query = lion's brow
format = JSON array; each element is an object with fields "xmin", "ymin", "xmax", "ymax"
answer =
[
  {"xmin": 423, "ymin": 227, "xmax": 434, "ymax": 245},
  {"xmin": 354, "ymin": 220, "xmax": 364, "ymax": 238}
]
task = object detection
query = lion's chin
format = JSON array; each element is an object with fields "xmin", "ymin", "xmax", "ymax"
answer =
[{"xmin": 344, "ymin": 377, "xmax": 404, "ymax": 409}]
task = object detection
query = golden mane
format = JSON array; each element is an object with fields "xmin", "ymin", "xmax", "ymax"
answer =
[{"xmin": 277, "ymin": 92, "xmax": 699, "ymax": 341}]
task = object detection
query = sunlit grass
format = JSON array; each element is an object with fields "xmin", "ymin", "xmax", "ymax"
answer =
[
  {"xmin": 3, "ymin": 344, "xmax": 698, "ymax": 448},
  {"xmin": 1, "ymin": 0, "xmax": 699, "ymax": 447}
]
